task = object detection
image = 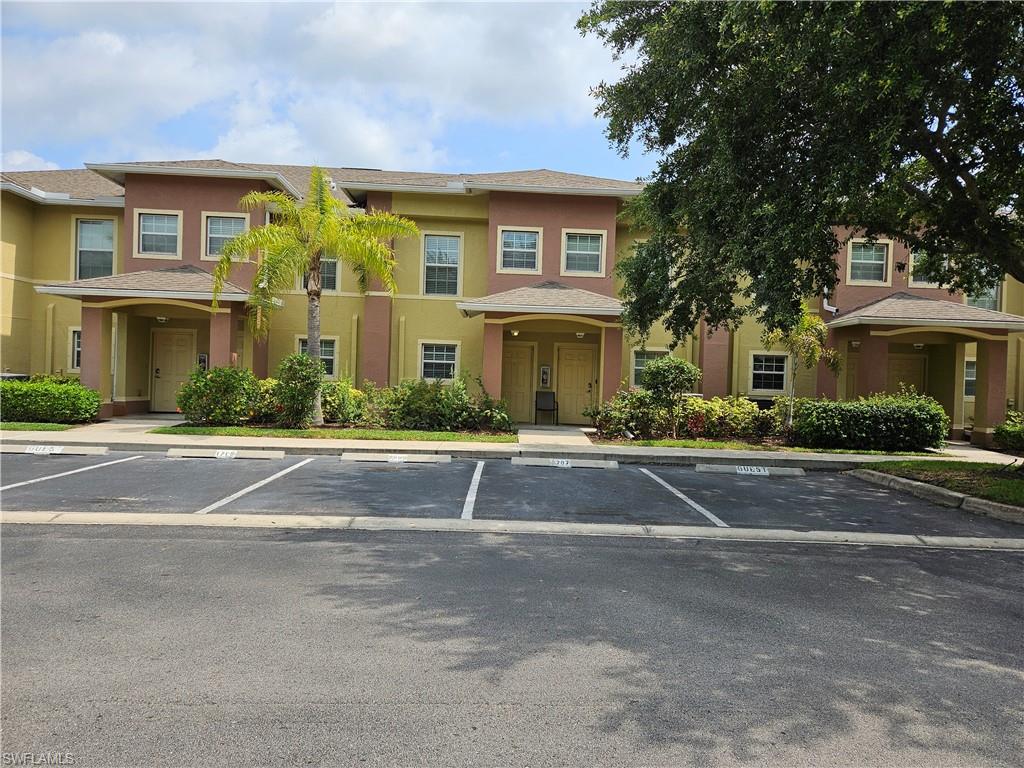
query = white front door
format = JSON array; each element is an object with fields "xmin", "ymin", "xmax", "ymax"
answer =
[{"xmin": 152, "ymin": 330, "xmax": 194, "ymax": 412}]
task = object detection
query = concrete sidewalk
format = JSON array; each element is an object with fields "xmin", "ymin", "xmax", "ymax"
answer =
[{"xmin": 2, "ymin": 417, "xmax": 1013, "ymax": 469}]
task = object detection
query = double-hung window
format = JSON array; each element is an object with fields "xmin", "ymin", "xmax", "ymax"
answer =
[
  {"xmin": 563, "ymin": 231, "xmax": 603, "ymax": 274},
  {"xmin": 632, "ymin": 350, "xmax": 667, "ymax": 387},
  {"xmin": 500, "ymin": 229, "xmax": 540, "ymax": 272},
  {"xmin": 964, "ymin": 360, "xmax": 977, "ymax": 398},
  {"xmin": 70, "ymin": 329, "xmax": 82, "ymax": 371},
  {"xmin": 967, "ymin": 284, "xmax": 1000, "ymax": 310},
  {"xmin": 421, "ymin": 343, "xmax": 457, "ymax": 381},
  {"xmin": 909, "ymin": 251, "xmax": 941, "ymax": 287},
  {"xmin": 138, "ymin": 212, "xmax": 180, "ymax": 257},
  {"xmin": 205, "ymin": 215, "xmax": 246, "ymax": 258},
  {"xmin": 76, "ymin": 219, "xmax": 114, "ymax": 279},
  {"xmin": 751, "ymin": 354, "xmax": 787, "ymax": 392},
  {"xmin": 303, "ymin": 259, "xmax": 338, "ymax": 292},
  {"xmin": 298, "ymin": 337, "xmax": 337, "ymax": 377},
  {"xmin": 424, "ymin": 234, "xmax": 460, "ymax": 295},
  {"xmin": 849, "ymin": 241, "xmax": 888, "ymax": 283}
]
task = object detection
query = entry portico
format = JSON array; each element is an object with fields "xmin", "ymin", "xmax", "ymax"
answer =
[
  {"xmin": 825, "ymin": 292, "xmax": 1024, "ymax": 445},
  {"xmin": 36, "ymin": 265, "xmax": 257, "ymax": 417},
  {"xmin": 457, "ymin": 281, "xmax": 623, "ymax": 424}
]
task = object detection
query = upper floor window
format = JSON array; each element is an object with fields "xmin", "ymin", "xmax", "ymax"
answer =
[
  {"xmin": 204, "ymin": 214, "xmax": 246, "ymax": 258},
  {"xmin": 298, "ymin": 337, "xmax": 337, "ymax": 377},
  {"xmin": 499, "ymin": 228, "xmax": 541, "ymax": 273},
  {"xmin": 848, "ymin": 241, "xmax": 889, "ymax": 284},
  {"xmin": 76, "ymin": 219, "xmax": 114, "ymax": 279},
  {"xmin": 421, "ymin": 342, "xmax": 458, "ymax": 381},
  {"xmin": 964, "ymin": 360, "xmax": 977, "ymax": 398},
  {"xmin": 908, "ymin": 251, "xmax": 940, "ymax": 287},
  {"xmin": 967, "ymin": 283, "xmax": 1000, "ymax": 311},
  {"xmin": 137, "ymin": 211, "xmax": 180, "ymax": 258},
  {"xmin": 751, "ymin": 353, "xmax": 787, "ymax": 392},
  {"xmin": 424, "ymin": 234, "xmax": 461, "ymax": 295},
  {"xmin": 631, "ymin": 349, "xmax": 667, "ymax": 387},
  {"xmin": 562, "ymin": 231, "xmax": 605, "ymax": 275},
  {"xmin": 303, "ymin": 259, "xmax": 338, "ymax": 292}
]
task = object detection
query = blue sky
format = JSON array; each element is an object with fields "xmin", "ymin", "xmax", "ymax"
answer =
[{"xmin": 1, "ymin": 1, "xmax": 654, "ymax": 181}]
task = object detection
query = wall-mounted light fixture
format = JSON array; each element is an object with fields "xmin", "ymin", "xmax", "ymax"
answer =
[
  {"xmin": 509, "ymin": 329, "xmax": 520, "ymax": 337},
  {"xmin": 575, "ymin": 332, "xmax": 585, "ymax": 339},
  {"xmin": 156, "ymin": 316, "xmax": 168, "ymax": 324},
  {"xmin": 850, "ymin": 340, "xmax": 861, "ymax": 350},
  {"xmin": 913, "ymin": 343, "xmax": 925, "ymax": 351}
]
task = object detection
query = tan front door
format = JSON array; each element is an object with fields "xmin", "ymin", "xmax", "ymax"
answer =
[
  {"xmin": 556, "ymin": 346, "xmax": 597, "ymax": 424},
  {"xmin": 502, "ymin": 343, "xmax": 534, "ymax": 423},
  {"xmin": 887, "ymin": 354, "xmax": 927, "ymax": 394},
  {"xmin": 152, "ymin": 330, "xmax": 195, "ymax": 412},
  {"xmin": 845, "ymin": 353, "xmax": 859, "ymax": 399}
]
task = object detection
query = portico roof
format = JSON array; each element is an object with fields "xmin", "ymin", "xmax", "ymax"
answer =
[
  {"xmin": 827, "ymin": 291, "xmax": 1024, "ymax": 330},
  {"xmin": 456, "ymin": 281, "xmax": 622, "ymax": 317},
  {"xmin": 35, "ymin": 265, "xmax": 249, "ymax": 302}
]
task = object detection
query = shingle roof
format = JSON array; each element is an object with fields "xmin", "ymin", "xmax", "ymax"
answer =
[
  {"xmin": 828, "ymin": 291, "xmax": 1024, "ymax": 329},
  {"xmin": 1, "ymin": 169, "xmax": 124, "ymax": 200},
  {"xmin": 456, "ymin": 281, "xmax": 622, "ymax": 317},
  {"xmin": 35, "ymin": 265, "xmax": 248, "ymax": 300}
]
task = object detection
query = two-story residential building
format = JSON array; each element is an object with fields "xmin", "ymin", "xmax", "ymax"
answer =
[{"xmin": 2, "ymin": 159, "xmax": 1023, "ymax": 444}]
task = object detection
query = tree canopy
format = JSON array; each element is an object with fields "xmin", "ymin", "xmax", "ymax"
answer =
[{"xmin": 578, "ymin": 1, "xmax": 1024, "ymax": 338}]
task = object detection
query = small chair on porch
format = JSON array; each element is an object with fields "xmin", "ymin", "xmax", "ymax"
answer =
[{"xmin": 535, "ymin": 391, "xmax": 558, "ymax": 425}]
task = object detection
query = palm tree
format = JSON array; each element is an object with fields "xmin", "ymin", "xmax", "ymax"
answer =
[{"xmin": 211, "ymin": 166, "xmax": 419, "ymax": 425}]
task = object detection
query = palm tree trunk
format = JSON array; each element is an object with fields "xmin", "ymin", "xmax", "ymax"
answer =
[{"xmin": 307, "ymin": 289, "xmax": 324, "ymax": 426}]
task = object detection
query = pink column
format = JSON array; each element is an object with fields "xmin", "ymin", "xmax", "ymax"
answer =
[
  {"xmin": 482, "ymin": 322, "xmax": 503, "ymax": 398},
  {"xmin": 972, "ymin": 338, "xmax": 1008, "ymax": 446},
  {"xmin": 209, "ymin": 310, "xmax": 236, "ymax": 368},
  {"xmin": 601, "ymin": 325, "xmax": 624, "ymax": 401},
  {"xmin": 359, "ymin": 190, "xmax": 394, "ymax": 386},
  {"xmin": 80, "ymin": 304, "xmax": 113, "ymax": 418},
  {"xmin": 855, "ymin": 332, "xmax": 888, "ymax": 396},
  {"xmin": 252, "ymin": 338, "xmax": 269, "ymax": 379},
  {"xmin": 698, "ymin": 320, "xmax": 731, "ymax": 397}
]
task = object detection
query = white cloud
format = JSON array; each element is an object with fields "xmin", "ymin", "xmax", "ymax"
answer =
[
  {"xmin": 1, "ymin": 2, "xmax": 622, "ymax": 170},
  {"xmin": 2, "ymin": 149, "xmax": 59, "ymax": 171}
]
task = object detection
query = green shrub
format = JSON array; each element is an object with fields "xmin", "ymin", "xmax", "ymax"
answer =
[
  {"xmin": 675, "ymin": 395, "xmax": 763, "ymax": 439},
  {"xmin": 28, "ymin": 373, "xmax": 81, "ymax": 385},
  {"xmin": 586, "ymin": 387, "xmax": 670, "ymax": 439},
  {"xmin": 639, "ymin": 356, "xmax": 702, "ymax": 405},
  {"xmin": 788, "ymin": 389, "xmax": 949, "ymax": 451},
  {"xmin": 250, "ymin": 378, "xmax": 280, "ymax": 425},
  {"xmin": 0, "ymin": 379, "xmax": 101, "ymax": 423},
  {"xmin": 359, "ymin": 381, "xmax": 403, "ymax": 429},
  {"xmin": 276, "ymin": 353, "xmax": 323, "ymax": 428},
  {"xmin": 322, "ymin": 378, "xmax": 364, "ymax": 424},
  {"xmin": 176, "ymin": 366, "xmax": 259, "ymax": 426},
  {"xmin": 994, "ymin": 411, "xmax": 1024, "ymax": 452}
]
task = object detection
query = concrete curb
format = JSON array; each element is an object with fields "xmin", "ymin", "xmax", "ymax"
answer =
[
  {"xmin": 848, "ymin": 468, "xmax": 1024, "ymax": 526},
  {"xmin": 3, "ymin": 510, "xmax": 1024, "ymax": 551}
]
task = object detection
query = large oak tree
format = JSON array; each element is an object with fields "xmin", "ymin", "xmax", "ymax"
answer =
[{"xmin": 579, "ymin": 1, "xmax": 1024, "ymax": 338}]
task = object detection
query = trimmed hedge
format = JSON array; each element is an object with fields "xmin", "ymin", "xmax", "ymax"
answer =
[
  {"xmin": 994, "ymin": 411, "xmax": 1024, "ymax": 452},
  {"xmin": 788, "ymin": 391, "xmax": 949, "ymax": 451},
  {"xmin": 0, "ymin": 379, "xmax": 101, "ymax": 423},
  {"xmin": 587, "ymin": 390, "xmax": 776, "ymax": 440},
  {"xmin": 176, "ymin": 366, "xmax": 259, "ymax": 426},
  {"xmin": 276, "ymin": 353, "xmax": 324, "ymax": 429}
]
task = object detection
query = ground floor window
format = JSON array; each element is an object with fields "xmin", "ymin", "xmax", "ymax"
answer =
[
  {"xmin": 751, "ymin": 354, "xmax": 787, "ymax": 392},
  {"xmin": 631, "ymin": 349, "xmax": 667, "ymax": 387},
  {"xmin": 421, "ymin": 342, "xmax": 458, "ymax": 381},
  {"xmin": 69, "ymin": 328, "xmax": 82, "ymax": 371},
  {"xmin": 964, "ymin": 359, "xmax": 976, "ymax": 398},
  {"xmin": 298, "ymin": 337, "xmax": 337, "ymax": 377}
]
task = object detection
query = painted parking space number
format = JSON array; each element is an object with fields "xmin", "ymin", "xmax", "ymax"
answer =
[
  {"xmin": 387, "ymin": 455, "xmax": 406, "ymax": 464},
  {"xmin": 214, "ymin": 450, "xmax": 238, "ymax": 459},
  {"xmin": 25, "ymin": 445, "xmax": 64, "ymax": 455},
  {"xmin": 736, "ymin": 465, "xmax": 769, "ymax": 476},
  {"xmin": 549, "ymin": 458, "xmax": 572, "ymax": 468}
]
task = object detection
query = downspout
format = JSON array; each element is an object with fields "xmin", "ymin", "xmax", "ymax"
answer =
[{"xmin": 822, "ymin": 288, "xmax": 838, "ymax": 316}]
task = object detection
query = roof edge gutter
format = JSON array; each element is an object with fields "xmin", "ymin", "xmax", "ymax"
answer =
[
  {"xmin": 85, "ymin": 163, "xmax": 301, "ymax": 199},
  {"xmin": 1, "ymin": 182, "xmax": 124, "ymax": 208},
  {"xmin": 35, "ymin": 285, "xmax": 250, "ymax": 302}
]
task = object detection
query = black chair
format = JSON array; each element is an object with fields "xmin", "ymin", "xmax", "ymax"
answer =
[{"xmin": 535, "ymin": 391, "xmax": 558, "ymax": 425}]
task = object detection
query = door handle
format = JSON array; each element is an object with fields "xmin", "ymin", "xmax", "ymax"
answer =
[{"xmin": 154, "ymin": 368, "xmax": 161, "ymax": 379}]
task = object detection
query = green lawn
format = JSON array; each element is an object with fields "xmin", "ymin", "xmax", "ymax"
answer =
[
  {"xmin": 870, "ymin": 460, "xmax": 1024, "ymax": 508},
  {"xmin": 597, "ymin": 438, "xmax": 934, "ymax": 456},
  {"xmin": 0, "ymin": 422, "xmax": 77, "ymax": 431},
  {"xmin": 151, "ymin": 425, "xmax": 518, "ymax": 443}
]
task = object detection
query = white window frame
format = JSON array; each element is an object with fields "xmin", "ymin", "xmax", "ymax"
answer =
[
  {"xmin": 299, "ymin": 258, "xmax": 339, "ymax": 293},
  {"xmin": 295, "ymin": 335, "xmax": 340, "ymax": 379},
  {"xmin": 134, "ymin": 208, "xmax": 183, "ymax": 260},
  {"xmin": 964, "ymin": 358, "xmax": 977, "ymax": 400},
  {"xmin": 419, "ymin": 340, "xmax": 461, "ymax": 382},
  {"xmin": 201, "ymin": 211, "xmax": 250, "ymax": 261},
  {"xmin": 749, "ymin": 351, "xmax": 790, "ymax": 395},
  {"xmin": 560, "ymin": 228, "xmax": 607, "ymax": 277},
  {"xmin": 68, "ymin": 327, "xmax": 82, "ymax": 372},
  {"xmin": 630, "ymin": 347, "xmax": 669, "ymax": 387},
  {"xmin": 72, "ymin": 216, "xmax": 117, "ymax": 280},
  {"xmin": 966, "ymin": 282, "xmax": 1002, "ymax": 311},
  {"xmin": 845, "ymin": 238, "xmax": 892, "ymax": 287},
  {"xmin": 496, "ymin": 226, "xmax": 543, "ymax": 275},
  {"xmin": 908, "ymin": 250, "xmax": 940, "ymax": 288},
  {"xmin": 421, "ymin": 231, "xmax": 463, "ymax": 297}
]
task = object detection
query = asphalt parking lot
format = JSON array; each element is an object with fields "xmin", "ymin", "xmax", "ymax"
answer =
[{"xmin": 2, "ymin": 450, "xmax": 1020, "ymax": 538}]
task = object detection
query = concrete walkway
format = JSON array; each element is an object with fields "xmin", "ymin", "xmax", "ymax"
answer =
[{"xmin": 516, "ymin": 425, "xmax": 593, "ymax": 446}]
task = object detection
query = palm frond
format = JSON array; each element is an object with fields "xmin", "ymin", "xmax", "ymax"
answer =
[{"xmin": 347, "ymin": 210, "xmax": 420, "ymax": 242}]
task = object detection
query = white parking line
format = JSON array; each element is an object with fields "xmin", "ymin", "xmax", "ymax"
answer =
[
  {"xmin": 639, "ymin": 468, "xmax": 730, "ymax": 528},
  {"xmin": 461, "ymin": 461, "xmax": 485, "ymax": 520},
  {"xmin": 0, "ymin": 455, "xmax": 144, "ymax": 492},
  {"xmin": 194, "ymin": 457, "xmax": 316, "ymax": 515}
]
